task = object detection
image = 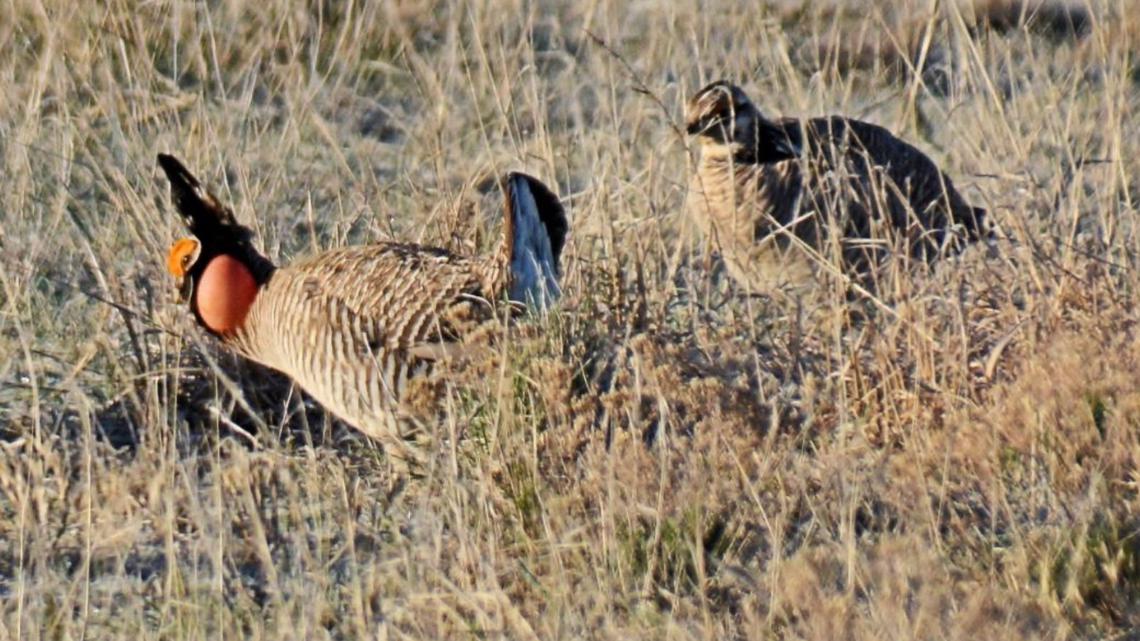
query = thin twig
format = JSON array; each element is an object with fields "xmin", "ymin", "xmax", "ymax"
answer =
[{"xmin": 584, "ymin": 30, "xmax": 688, "ymax": 145}]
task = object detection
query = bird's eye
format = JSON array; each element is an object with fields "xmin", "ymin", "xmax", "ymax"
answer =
[{"xmin": 181, "ymin": 254, "xmax": 192, "ymax": 268}]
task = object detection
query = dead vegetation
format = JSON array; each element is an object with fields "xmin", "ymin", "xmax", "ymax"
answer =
[{"xmin": 1, "ymin": 0, "xmax": 1139, "ymax": 638}]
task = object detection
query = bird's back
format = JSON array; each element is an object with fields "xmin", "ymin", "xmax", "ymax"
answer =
[
  {"xmin": 234, "ymin": 242, "xmax": 489, "ymax": 440},
  {"xmin": 797, "ymin": 116, "xmax": 983, "ymax": 262}
]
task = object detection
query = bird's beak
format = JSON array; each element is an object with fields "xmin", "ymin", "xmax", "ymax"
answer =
[{"xmin": 176, "ymin": 275, "xmax": 193, "ymax": 303}]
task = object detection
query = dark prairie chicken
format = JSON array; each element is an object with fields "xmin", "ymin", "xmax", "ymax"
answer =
[
  {"xmin": 160, "ymin": 154, "xmax": 567, "ymax": 456},
  {"xmin": 684, "ymin": 80, "xmax": 986, "ymax": 295}
]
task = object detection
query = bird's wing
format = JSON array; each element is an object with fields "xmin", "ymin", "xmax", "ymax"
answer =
[{"xmin": 282, "ymin": 243, "xmax": 491, "ymax": 360}]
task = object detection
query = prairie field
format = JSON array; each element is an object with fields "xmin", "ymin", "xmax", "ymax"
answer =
[{"xmin": 3, "ymin": 0, "xmax": 1140, "ymax": 638}]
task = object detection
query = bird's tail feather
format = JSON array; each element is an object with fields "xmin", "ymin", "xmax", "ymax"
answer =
[{"xmin": 498, "ymin": 172, "xmax": 568, "ymax": 310}]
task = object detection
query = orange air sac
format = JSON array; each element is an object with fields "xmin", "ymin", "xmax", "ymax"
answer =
[{"xmin": 196, "ymin": 255, "xmax": 257, "ymax": 334}]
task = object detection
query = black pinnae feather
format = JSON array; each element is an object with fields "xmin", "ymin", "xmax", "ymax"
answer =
[{"xmin": 157, "ymin": 153, "xmax": 274, "ymax": 284}]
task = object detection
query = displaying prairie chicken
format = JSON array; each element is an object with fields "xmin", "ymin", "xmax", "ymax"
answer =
[
  {"xmin": 684, "ymin": 80, "xmax": 986, "ymax": 295},
  {"xmin": 160, "ymin": 154, "xmax": 567, "ymax": 454}
]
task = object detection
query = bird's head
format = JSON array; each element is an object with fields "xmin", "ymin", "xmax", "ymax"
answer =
[
  {"xmin": 159, "ymin": 154, "xmax": 271, "ymax": 336},
  {"xmin": 684, "ymin": 80, "xmax": 761, "ymax": 145},
  {"xmin": 165, "ymin": 235, "xmax": 259, "ymax": 336}
]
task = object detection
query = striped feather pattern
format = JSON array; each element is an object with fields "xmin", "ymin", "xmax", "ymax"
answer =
[{"xmin": 226, "ymin": 244, "xmax": 486, "ymax": 441}]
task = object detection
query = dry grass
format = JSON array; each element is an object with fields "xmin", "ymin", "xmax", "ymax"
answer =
[{"xmin": 2, "ymin": 0, "xmax": 1140, "ymax": 638}]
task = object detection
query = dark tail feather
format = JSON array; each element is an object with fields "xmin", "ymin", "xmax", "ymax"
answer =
[{"xmin": 502, "ymin": 172, "xmax": 568, "ymax": 309}]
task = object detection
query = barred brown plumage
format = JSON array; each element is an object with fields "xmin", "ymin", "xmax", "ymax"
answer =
[
  {"xmin": 684, "ymin": 80, "xmax": 987, "ymax": 295},
  {"xmin": 159, "ymin": 154, "xmax": 567, "ymax": 457}
]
